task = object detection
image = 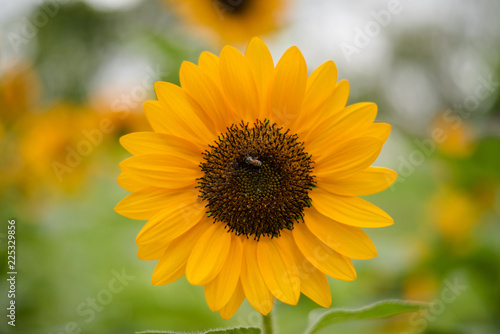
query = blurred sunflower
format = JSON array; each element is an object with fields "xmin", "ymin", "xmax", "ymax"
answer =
[
  {"xmin": 166, "ymin": 0, "xmax": 285, "ymax": 43},
  {"xmin": 432, "ymin": 112, "xmax": 476, "ymax": 158},
  {"xmin": 16, "ymin": 103, "xmax": 98, "ymax": 194},
  {"xmin": 115, "ymin": 37, "xmax": 396, "ymax": 318},
  {"xmin": 0, "ymin": 60, "xmax": 41, "ymax": 125},
  {"xmin": 96, "ymin": 110, "xmax": 150, "ymax": 139},
  {"xmin": 428, "ymin": 185, "xmax": 481, "ymax": 246}
]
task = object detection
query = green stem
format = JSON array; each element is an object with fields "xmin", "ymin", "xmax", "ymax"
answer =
[{"xmin": 262, "ymin": 313, "xmax": 274, "ymax": 334}]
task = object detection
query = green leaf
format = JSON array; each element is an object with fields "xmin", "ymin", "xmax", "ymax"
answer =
[
  {"xmin": 205, "ymin": 329, "xmax": 261, "ymax": 334},
  {"xmin": 136, "ymin": 327, "xmax": 261, "ymax": 334},
  {"xmin": 305, "ymin": 299, "xmax": 428, "ymax": 334}
]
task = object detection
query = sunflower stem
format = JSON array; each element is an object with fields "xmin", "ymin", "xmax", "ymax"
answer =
[{"xmin": 262, "ymin": 312, "xmax": 275, "ymax": 334}]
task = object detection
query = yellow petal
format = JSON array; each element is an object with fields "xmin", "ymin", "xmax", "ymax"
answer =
[
  {"xmin": 314, "ymin": 79, "xmax": 352, "ymax": 125},
  {"xmin": 186, "ymin": 222, "xmax": 231, "ymax": 285},
  {"xmin": 302, "ymin": 268, "xmax": 332, "ymax": 307},
  {"xmin": 330, "ymin": 102, "xmax": 377, "ymax": 141},
  {"xmin": 143, "ymin": 92, "xmax": 213, "ymax": 150},
  {"xmin": 329, "ymin": 80, "xmax": 350, "ymax": 112},
  {"xmin": 119, "ymin": 153, "xmax": 200, "ymax": 189},
  {"xmin": 180, "ymin": 61, "xmax": 232, "ymax": 132},
  {"xmin": 322, "ymin": 167, "xmax": 397, "ymax": 196},
  {"xmin": 293, "ymin": 247, "xmax": 332, "ymax": 308},
  {"xmin": 204, "ymin": 235, "xmax": 243, "ymax": 311},
  {"xmin": 137, "ymin": 243, "xmax": 168, "ymax": 261},
  {"xmin": 309, "ymin": 102, "xmax": 378, "ymax": 157},
  {"xmin": 198, "ymin": 51, "xmax": 221, "ymax": 88},
  {"xmin": 219, "ymin": 281, "xmax": 245, "ymax": 320},
  {"xmin": 119, "ymin": 132, "xmax": 201, "ymax": 160},
  {"xmin": 154, "ymin": 263, "xmax": 185, "ymax": 286},
  {"xmin": 136, "ymin": 189, "xmax": 205, "ymax": 245},
  {"xmin": 257, "ymin": 234, "xmax": 300, "ymax": 305},
  {"xmin": 292, "ymin": 222, "xmax": 356, "ymax": 281},
  {"xmin": 245, "ymin": 37, "xmax": 274, "ymax": 118},
  {"xmin": 314, "ymin": 137, "xmax": 383, "ymax": 180},
  {"xmin": 267, "ymin": 46, "xmax": 307, "ymax": 127},
  {"xmin": 117, "ymin": 172, "xmax": 144, "ymax": 192},
  {"xmin": 298, "ymin": 80, "xmax": 349, "ymax": 143},
  {"xmin": 305, "ymin": 207, "xmax": 377, "ymax": 260},
  {"xmin": 359, "ymin": 122, "xmax": 392, "ymax": 142},
  {"xmin": 152, "ymin": 220, "xmax": 209, "ymax": 285},
  {"xmin": 291, "ymin": 60, "xmax": 338, "ymax": 140},
  {"xmin": 156, "ymin": 81, "xmax": 219, "ymax": 139},
  {"xmin": 220, "ymin": 45, "xmax": 260, "ymax": 123},
  {"xmin": 301, "ymin": 60, "xmax": 338, "ymax": 119},
  {"xmin": 115, "ymin": 187, "xmax": 177, "ymax": 220},
  {"xmin": 310, "ymin": 188, "xmax": 394, "ymax": 228},
  {"xmin": 241, "ymin": 238, "xmax": 274, "ymax": 315},
  {"xmin": 313, "ymin": 179, "xmax": 351, "ymax": 197},
  {"xmin": 142, "ymin": 100, "xmax": 167, "ymax": 133}
]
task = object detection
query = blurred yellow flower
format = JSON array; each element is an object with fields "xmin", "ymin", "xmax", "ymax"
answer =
[
  {"xmin": 115, "ymin": 37, "xmax": 396, "ymax": 318},
  {"xmin": 167, "ymin": 0, "xmax": 285, "ymax": 43},
  {"xmin": 0, "ymin": 60, "xmax": 41, "ymax": 125},
  {"xmin": 16, "ymin": 103, "xmax": 99, "ymax": 193},
  {"xmin": 90, "ymin": 95, "xmax": 151, "ymax": 137},
  {"xmin": 428, "ymin": 186, "xmax": 481, "ymax": 245},
  {"xmin": 432, "ymin": 112, "xmax": 476, "ymax": 158},
  {"xmin": 403, "ymin": 271, "xmax": 438, "ymax": 302},
  {"xmin": 96, "ymin": 110, "xmax": 151, "ymax": 139},
  {"xmin": 0, "ymin": 119, "xmax": 5, "ymax": 140}
]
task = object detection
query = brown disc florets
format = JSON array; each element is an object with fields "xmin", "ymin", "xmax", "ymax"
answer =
[{"xmin": 198, "ymin": 120, "xmax": 315, "ymax": 240}]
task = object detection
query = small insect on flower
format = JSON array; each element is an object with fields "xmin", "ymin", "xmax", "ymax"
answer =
[{"xmin": 244, "ymin": 156, "xmax": 262, "ymax": 166}]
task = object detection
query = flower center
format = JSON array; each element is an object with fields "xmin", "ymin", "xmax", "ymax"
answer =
[
  {"xmin": 198, "ymin": 120, "xmax": 315, "ymax": 240},
  {"xmin": 216, "ymin": 0, "xmax": 250, "ymax": 15}
]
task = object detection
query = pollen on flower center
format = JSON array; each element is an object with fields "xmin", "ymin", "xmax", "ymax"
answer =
[{"xmin": 198, "ymin": 120, "xmax": 315, "ymax": 240}]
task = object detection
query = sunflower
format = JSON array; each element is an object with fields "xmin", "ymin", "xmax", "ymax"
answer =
[
  {"xmin": 428, "ymin": 185, "xmax": 481, "ymax": 245},
  {"xmin": 166, "ymin": 0, "xmax": 284, "ymax": 43},
  {"xmin": 432, "ymin": 112, "xmax": 475, "ymax": 158},
  {"xmin": 0, "ymin": 60, "xmax": 41, "ymax": 125},
  {"xmin": 17, "ymin": 103, "xmax": 98, "ymax": 193},
  {"xmin": 115, "ymin": 37, "xmax": 396, "ymax": 319}
]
